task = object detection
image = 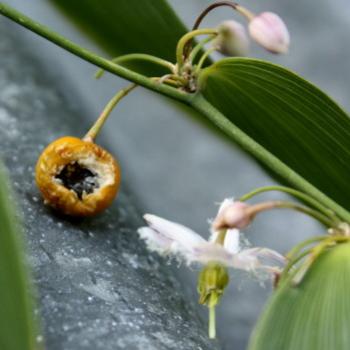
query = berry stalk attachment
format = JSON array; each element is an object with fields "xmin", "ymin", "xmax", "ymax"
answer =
[{"xmin": 35, "ymin": 84, "xmax": 136, "ymax": 217}]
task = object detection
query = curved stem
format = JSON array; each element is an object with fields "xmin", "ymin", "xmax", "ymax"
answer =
[
  {"xmin": 246, "ymin": 201, "xmax": 337, "ymax": 228},
  {"xmin": 95, "ymin": 53, "xmax": 176, "ymax": 79},
  {"xmin": 189, "ymin": 35, "xmax": 216, "ymax": 63},
  {"xmin": 192, "ymin": 1, "xmax": 238, "ymax": 31},
  {"xmin": 83, "ymin": 83, "xmax": 137, "ymax": 142},
  {"xmin": 239, "ymin": 186, "xmax": 339, "ymax": 221},
  {"xmin": 286, "ymin": 235, "xmax": 326, "ymax": 260},
  {"xmin": 184, "ymin": 1, "xmax": 254, "ymax": 57},
  {"xmin": 176, "ymin": 28, "xmax": 218, "ymax": 71},
  {"xmin": 195, "ymin": 47, "xmax": 217, "ymax": 74},
  {"xmin": 2, "ymin": 3, "xmax": 350, "ymax": 223},
  {"xmin": 282, "ymin": 249, "xmax": 311, "ymax": 279}
]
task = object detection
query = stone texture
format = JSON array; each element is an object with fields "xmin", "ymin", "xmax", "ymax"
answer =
[{"xmin": 0, "ymin": 19, "xmax": 219, "ymax": 350}]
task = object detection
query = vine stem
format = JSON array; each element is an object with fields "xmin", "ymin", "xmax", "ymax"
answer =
[
  {"xmin": 83, "ymin": 83, "xmax": 137, "ymax": 142},
  {"xmin": 1, "ymin": 3, "xmax": 350, "ymax": 223}
]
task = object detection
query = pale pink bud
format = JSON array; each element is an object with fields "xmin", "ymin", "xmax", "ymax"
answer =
[
  {"xmin": 214, "ymin": 20, "xmax": 250, "ymax": 57},
  {"xmin": 212, "ymin": 201, "xmax": 252, "ymax": 230},
  {"xmin": 248, "ymin": 12, "xmax": 290, "ymax": 54}
]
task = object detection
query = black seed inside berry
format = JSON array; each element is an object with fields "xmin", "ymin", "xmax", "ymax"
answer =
[{"xmin": 56, "ymin": 162, "xmax": 98, "ymax": 199}]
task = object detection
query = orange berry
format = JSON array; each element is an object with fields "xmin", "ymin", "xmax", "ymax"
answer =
[{"xmin": 35, "ymin": 136, "xmax": 120, "ymax": 217}]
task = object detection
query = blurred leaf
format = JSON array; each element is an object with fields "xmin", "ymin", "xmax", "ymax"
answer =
[
  {"xmin": 248, "ymin": 242, "xmax": 350, "ymax": 350},
  {"xmin": 198, "ymin": 58, "xmax": 350, "ymax": 209},
  {"xmin": 49, "ymin": 0, "xmax": 188, "ymax": 75},
  {"xmin": 0, "ymin": 164, "xmax": 37, "ymax": 350}
]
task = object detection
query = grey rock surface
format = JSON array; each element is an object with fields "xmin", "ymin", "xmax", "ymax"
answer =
[
  {"xmin": 2, "ymin": 0, "xmax": 349, "ymax": 349},
  {"xmin": 0, "ymin": 19, "xmax": 219, "ymax": 350}
]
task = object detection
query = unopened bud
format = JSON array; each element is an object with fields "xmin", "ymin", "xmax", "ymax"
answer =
[
  {"xmin": 248, "ymin": 12, "xmax": 290, "ymax": 54},
  {"xmin": 197, "ymin": 263, "xmax": 229, "ymax": 306},
  {"xmin": 214, "ymin": 20, "xmax": 249, "ymax": 57},
  {"xmin": 212, "ymin": 201, "xmax": 252, "ymax": 230}
]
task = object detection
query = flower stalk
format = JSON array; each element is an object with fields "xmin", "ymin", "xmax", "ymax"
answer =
[
  {"xmin": 176, "ymin": 28, "xmax": 218, "ymax": 71},
  {"xmin": 95, "ymin": 53, "xmax": 176, "ymax": 79},
  {"xmin": 244, "ymin": 200, "xmax": 337, "ymax": 228},
  {"xmin": 83, "ymin": 83, "xmax": 137, "ymax": 142},
  {"xmin": 239, "ymin": 185, "xmax": 339, "ymax": 222}
]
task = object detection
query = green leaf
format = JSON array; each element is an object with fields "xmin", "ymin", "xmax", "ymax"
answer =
[
  {"xmin": 0, "ymin": 164, "xmax": 37, "ymax": 350},
  {"xmin": 49, "ymin": 0, "xmax": 188, "ymax": 75},
  {"xmin": 248, "ymin": 242, "xmax": 350, "ymax": 350},
  {"xmin": 198, "ymin": 58, "xmax": 350, "ymax": 209}
]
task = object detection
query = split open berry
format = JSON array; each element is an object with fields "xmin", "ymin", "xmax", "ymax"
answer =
[{"xmin": 35, "ymin": 136, "xmax": 120, "ymax": 217}]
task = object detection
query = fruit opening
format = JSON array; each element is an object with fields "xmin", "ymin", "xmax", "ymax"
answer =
[{"xmin": 55, "ymin": 162, "xmax": 98, "ymax": 199}]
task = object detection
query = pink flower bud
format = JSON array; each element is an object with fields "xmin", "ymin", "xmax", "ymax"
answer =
[
  {"xmin": 212, "ymin": 201, "xmax": 252, "ymax": 230},
  {"xmin": 214, "ymin": 20, "xmax": 250, "ymax": 57},
  {"xmin": 248, "ymin": 12, "xmax": 290, "ymax": 54}
]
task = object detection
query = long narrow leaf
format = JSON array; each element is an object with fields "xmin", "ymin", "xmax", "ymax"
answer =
[
  {"xmin": 199, "ymin": 58, "xmax": 350, "ymax": 209},
  {"xmin": 49, "ymin": 0, "xmax": 188, "ymax": 75},
  {"xmin": 0, "ymin": 164, "xmax": 37, "ymax": 350}
]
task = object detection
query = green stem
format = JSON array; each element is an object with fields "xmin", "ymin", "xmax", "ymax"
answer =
[
  {"xmin": 247, "ymin": 201, "xmax": 337, "ymax": 228},
  {"xmin": 286, "ymin": 235, "xmax": 326, "ymax": 260},
  {"xmin": 83, "ymin": 83, "xmax": 137, "ymax": 142},
  {"xmin": 280, "ymin": 248, "xmax": 311, "ymax": 284},
  {"xmin": 239, "ymin": 186, "xmax": 339, "ymax": 221},
  {"xmin": 208, "ymin": 303, "xmax": 216, "ymax": 339},
  {"xmin": 189, "ymin": 35, "xmax": 216, "ymax": 63},
  {"xmin": 195, "ymin": 47, "xmax": 217, "ymax": 74},
  {"xmin": 95, "ymin": 53, "xmax": 175, "ymax": 79},
  {"xmin": 176, "ymin": 28, "xmax": 218, "ymax": 71},
  {"xmin": 0, "ymin": 3, "xmax": 190, "ymax": 103},
  {"xmin": 1, "ymin": 3, "xmax": 350, "ymax": 223}
]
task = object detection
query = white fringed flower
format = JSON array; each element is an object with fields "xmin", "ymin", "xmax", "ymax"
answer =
[{"xmin": 138, "ymin": 213, "xmax": 285, "ymax": 273}]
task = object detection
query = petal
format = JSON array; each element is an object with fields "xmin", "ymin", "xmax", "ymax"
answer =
[
  {"xmin": 232, "ymin": 247, "xmax": 286, "ymax": 272},
  {"xmin": 138, "ymin": 227, "xmax": 173, "ymax": 254},
  {"xmin": 192, "ymin": 242, "xmax": 235, "ymax": 266},
  {"xmin": 141, "ymin": 214, "xmax": 208, "ymax": 264},
  {"xmin": 223, "ymin": 228, "xmax": 240, "ymax": 254},
  {"xmin": 144, "ymin": 214, "xmax": 206, "ymax": 247},
  {"xmin": 217, "ymin": 198, "xmax": 235, "ymax": 215}
]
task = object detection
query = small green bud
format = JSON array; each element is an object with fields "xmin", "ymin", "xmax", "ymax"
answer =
[
  {"xmin": 197, "ymin": 263, "xmax": 229, "ymax": 306},
  {"xmin": 197, "ymin": 263, "xmax": 229, "ymax": 338}
]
